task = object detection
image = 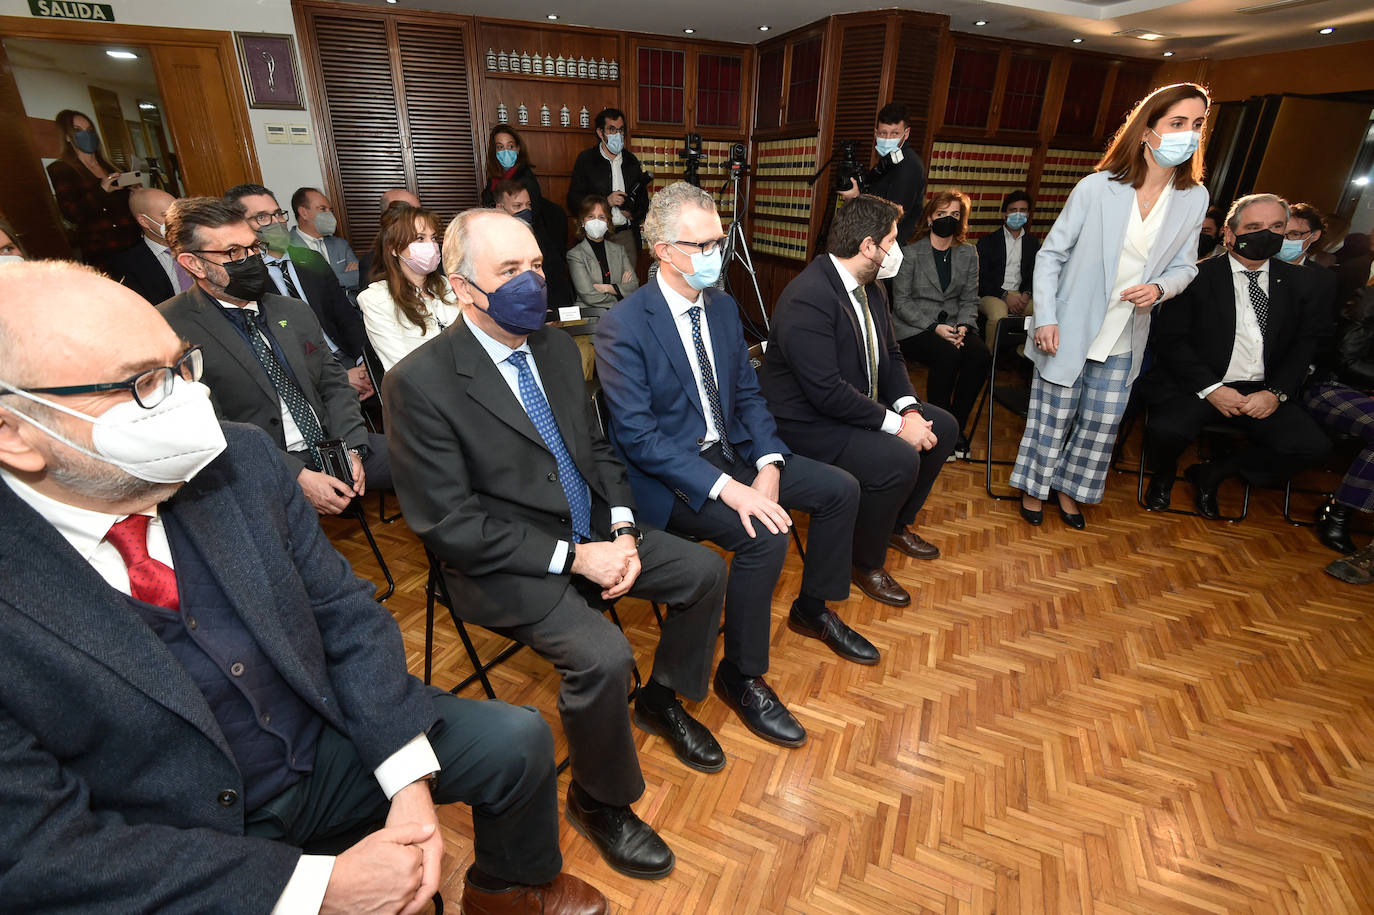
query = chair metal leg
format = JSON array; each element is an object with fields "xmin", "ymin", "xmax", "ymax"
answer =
[
  {"xmin": 348, "ymin": 502, "xmax": 395, "ymax": 602},
  {"xmin": 377, "ymin": 489, "xmax": 402, "ymax": 524}
]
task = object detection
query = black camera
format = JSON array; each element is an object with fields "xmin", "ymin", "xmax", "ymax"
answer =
[
  {"xmin": 727, "ymin": 142, "xmax": 748, "ymax": 180},
  {"xmin": 833, "ymin": 140, "xmax": 866, "ymax": 194},
  {"xmin": 679, "ymin": 132, "xmax": 706, "ymax": 163}
]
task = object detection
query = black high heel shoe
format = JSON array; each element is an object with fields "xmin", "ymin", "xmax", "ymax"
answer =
[
  {"xmin": 1020, "ymin": 500, "xmax": 1044, "ymax": 526},
  {"xmin": 1057, "ymin": 503, "xmax": 1086, "ymax": 530}
]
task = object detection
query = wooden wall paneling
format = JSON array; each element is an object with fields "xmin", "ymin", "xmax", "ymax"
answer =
[
  {"xmin": 892, "ymin": 14, "xmax": 946, "ymax": 168},
  {"xmin": 0, "ymin": 38, "xmax": 70, "ymax": 259},
  {"xmin": 1253, "ymin": 96, "xmax": 1373, "ymax": 214},
  {"xmin": 1092, "ymin": 64, "xmax": 1122, "ymax": 140},
  {"xmin": 754, "ymin": 41, "xmax": 785, "ymax": 132},
  {"xmin": 87, "ymin": 85, "xmax": 133, "ymax": 170}
]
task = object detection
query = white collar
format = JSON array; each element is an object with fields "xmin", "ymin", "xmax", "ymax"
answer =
[
  {"xmin": 1227, "ymin": 253, "xmax": 1270, "ymax": 276},
  {"xmin": 600, "ymin": 145, "xmax": 623, "ymax": 166},
  {"xmin": 463, "ymin": 312, "xmax": 531, "ymax": 365},
  {"xmin": 828, "ymin": 254, "xmax": 862, "ymax": 295},
  {"xmin": 0, "ymin": 467, "xmax": 155, "ymax": 563},
  {"xmin": 142, "ymin": 235, "xmax": 170, "ymax": 257},
  {"xmin": 656, "ymin": 270, "xmax": 703, "ymax": 318},
  {"xmin": 215, "ymin": 298, "xmax": 259, "ymax": 313}
]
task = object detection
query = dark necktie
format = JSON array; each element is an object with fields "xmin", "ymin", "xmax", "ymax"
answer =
[
  {"xmin": 1242, "ymin": 270, "xmax": 1269, "ymax": 338},
  {"xmin": 854, "ymin": 286, "xmax": 879, "ymax": 400},
  {"xmin": 106, "ymin": 514, "xmax": 180, "ymax": 612},
  {"xmin": 688, "ymin": 306, "xmax": 735, "ymax": 462},
  {"xmin": 268, "ymin": 259, "xmax": 300, "ymax": 299},
  {"xmin": 506, "ymin": 350, "xmax": 592, "ymax": 542},
  {"xmin": 226, "ymin": 308, "xmax": 325, "ymax": 460}
]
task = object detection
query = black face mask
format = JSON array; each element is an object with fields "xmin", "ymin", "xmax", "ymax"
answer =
[
  {"xmin": 1198, "ymin": 233, "xmax": 1218, "ymax": 258},
  {"xmin": 216, "ymin": 253, "xmax": 270, "ymax": 301},
  {"xmin": 1231, "ymin": 228, "xmax": 1283, "ymax": 261},
  {"xmin": 930, "ymin": 215, "xmax": 960, "ymax": 238}
]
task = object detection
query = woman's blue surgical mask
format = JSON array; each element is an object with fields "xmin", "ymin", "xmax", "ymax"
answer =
[
  {"xmin": 496, "ymin": 148, "xmax": 518, "ymax": 170},
  {"xmin": 1147, "ymin": 128, "xmax": 1200, "ymax": 168},
  {"xmin": 468, "ymin": 270, "xmax": 548, "ymax": 335},
  {"xmin": 1006, "ymin": 212, "xmax": 1028, "ymax": 230}
]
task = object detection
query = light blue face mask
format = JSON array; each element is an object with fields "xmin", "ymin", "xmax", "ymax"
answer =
[
  {"xmin": 605, "ymin": 132, "xmax": 625, "ymax": 155},
  {"xmin": 1005, "ymin": 212, "xmax": 1028, "ymax": 230},
  {"xmin": 1147, "ymin": 128, "xmax": 1200, "ymax": 168},
  {"xmin": 875, "ymin": 136, "xmax": 902, "ymax": 157},
  {"xmin": 495, "ymin": 148, "xmax": 518, "ymax": 170},
  {"xmin": 1279, "ymin": 237, "xmax": 1308, "ymax": 262},
  {"xmin": 675, "ymin": 246, "xmax": 722, "ymax": 291}
]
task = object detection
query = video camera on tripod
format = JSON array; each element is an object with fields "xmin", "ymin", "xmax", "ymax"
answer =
[{"xmin": 680, "ymin": 132, "xmax": 707, "ymax": 186}]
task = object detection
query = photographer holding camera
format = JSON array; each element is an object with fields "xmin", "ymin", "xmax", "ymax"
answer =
[
  {"xmin": 568, "ymin": 108, "xmax": 651, "ymax": 272},
  {"xmin": 839, "ymin": 103, "xmax": 927, "ymax": 244}
]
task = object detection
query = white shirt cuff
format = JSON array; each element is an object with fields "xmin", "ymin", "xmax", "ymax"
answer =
[
  {"xmin": 271, "ymin": 854, "xmax": 335, "ymax": 915},
  {"xmin": 549, "ymin": 540, "xmax": 570, "ymax": 574},
  {"xmin": 880, "ymin": 410, "xmax": 904, "ymax": 435},
  {"xmin": 708, "ymin": 473, "xmax": 730, "ymax": 500},
  {"xmin": 373, "ymin": 734, "xmax": 440, "ymax": 800},
  {"xmin": 1197, "ymin": 382, "xmax": 1223, "ymax": 399},
  {"xmin": 893, "ymin": 396, "xmax": 918, "ymax": 413},
  {"xmin": 609, "ymin": 506, "xmax": 634, "ymax": 526},
  {"xmin": 754, "ymin": 453, "xmax": 784, "ymax": 471}
]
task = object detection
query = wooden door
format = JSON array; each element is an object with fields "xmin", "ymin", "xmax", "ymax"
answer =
[
  {"xmin": 88, "ymin": 84, "xmax": 133, "ymax": 170},
  {"xmin": 0, "ymin": 38, "xmax": 70, "ymax": 258},
  {"xmin": 148, "ymin": 43, "xmax": 258, "ymax": 195}
]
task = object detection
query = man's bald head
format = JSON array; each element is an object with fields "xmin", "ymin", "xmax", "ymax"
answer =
[
  {"xmin": 381, "ymin": 188, "xmax": 421, "ymax": 213},
  {"xmin": 128, "ymin": 187, "xmax": 177, "ymax": 243}
]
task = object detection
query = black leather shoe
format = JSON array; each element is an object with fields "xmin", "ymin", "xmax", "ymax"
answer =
[
  {"xmin": 565, "ymin": 783, "xmax": 675, "ymax": 880},
  {"xmin": 787, "ymin": 603, "xmax": 880, "ymax": 665},
  {"xmin": 1019, "ymin": 503, "xmax": 1044, "ymax": 526},
  {"xmin": 889, "ymin": 527, "xmax": 940, "ymax": 560},
  {"xmin": 850, "ymin": 566, "xmax": 911, "ymax": 606},
  {"xmin": 1058, "ymin": 504, "xmax": 1086, "ymax": 530},
  {"xmin": 1316, "ymin": 500, "xmax": 1359, "ymax": 555},
  {"xmin": 1144, "ymin": 475, "xmax": 1173, "ymax": 512},
  {"xmin": 633, "ymin": 696, "xmax": 725, "ymax": 773},
  {"xmin": 712, "ymin": 666, "xmax": 807, "ymax": 747},
  {"xmin": 1184, "ymin": 463, "xmax": 1221, "ymax": 520}
]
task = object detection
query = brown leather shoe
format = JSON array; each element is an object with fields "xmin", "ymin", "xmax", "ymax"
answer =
[
  {"xmin": 850, "ymin": 566, "xmax": 910, "ymax": 606},
  {"xmin": 889, "ymin": 527, "xmax": 940, "ymax": 560},
  {"xmin": 461, "ymin": 871, "xmax": 608, "ymax": 915}
]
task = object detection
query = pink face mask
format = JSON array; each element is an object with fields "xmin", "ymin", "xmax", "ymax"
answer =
[{"xmin": 400, "ymin": 240, "xmax": 441, "ymax": 274}]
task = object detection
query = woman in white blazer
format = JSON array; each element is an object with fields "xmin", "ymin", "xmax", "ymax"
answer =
[
  {"xmin": 357, "ymin": 204, "xmax": 459, "ymax": 372},
  {"xmin": 1010, "ymin": 83, "xmax": 1211, "ymax": 529}
]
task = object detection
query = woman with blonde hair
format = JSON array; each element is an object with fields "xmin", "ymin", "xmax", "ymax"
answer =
[
  {"xmin": 1010, "ymin": 83, "xmax": 1211, "ymax": 529},
  {"xmin": 357, "ymin": 204, "xmax": 459, "ymax": 371}
]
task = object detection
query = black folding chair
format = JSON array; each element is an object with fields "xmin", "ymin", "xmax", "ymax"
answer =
[
  {"xmin": 342, "ymin": 500, "xmax": 395, "ymax": 602},
  {"xmin": 359, "ymin": 338, "xmax": 401, "ymax": 524},
  {"xmin": 964, "ymin": 316, "xmax": 1032, "ymax": 500},
  {"xmin": 1135, "ymin": 411, "xmax": 1251, "ymax": 521}
]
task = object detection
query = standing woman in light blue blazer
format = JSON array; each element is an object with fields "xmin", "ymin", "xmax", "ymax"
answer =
[{"xmin": 1011, "ymin": 83, "xmax": 1211, "ymax": 529}]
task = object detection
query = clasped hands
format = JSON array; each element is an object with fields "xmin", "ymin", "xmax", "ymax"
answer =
[
  {"xmin": 571, "ymin": 526, "xmax": 642, "ymax": 600},
  {"xmin": 1206, "ymin": 385, "xmax": 1278, "ymax": 419}
]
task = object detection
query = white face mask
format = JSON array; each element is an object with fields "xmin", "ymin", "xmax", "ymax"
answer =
[
  {"xmin": 141, "ymin": 215, "xmax": 166, "ymax": 240},
  {"xmin": 0, "ymin": 377, "xmax": 226, "ymax": 484},
  {"xmin": 0, "ymin": 254, "xmax": 23, "ymax": 265},
  {"xmin": 874, "ymin": 241, "xmax": 903, "ymax": 280},
  {"xmin": 584, "ymin": 218, "xmax": 609, "ymax": 240}
]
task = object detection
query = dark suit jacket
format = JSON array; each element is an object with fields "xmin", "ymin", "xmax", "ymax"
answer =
[
  {"xmin": 760, "ymin": 255, "xmax": 920, "ymax": 462},
  {"xmin": 383, "ymin": 318, "xmax": 636, "ymax": 628},
  {"xmin": 1150, "ymin": 254, "xmax": 1321, "ymax": 402},
  {"xmin": 0, "ymin": 423, "xmax": 436, "ymax": 911},
  {"xmin": 108, "ymin": 237, "xmax": 176, "ymax": 305},
  {"xmin": 566, "ymin": 145, "xmax": 650, "ymax": 228},
  {"xmin": 159, "ymin": 287, "xmax": 368, "ymax": 471},
  {"xmin": 595, "ymin": 282, "xmax": 790, "ymax": 528},
  {"xmin": 976, "ymin": 227, "xmax": 1040, "ymax": 299},
  {"xmin": 282, "ymin": 244, "xmax": 368, "ymax": 363},
  {"xmin": 866, "ymin": 145, "xmax": 927, "ymax": 244}
]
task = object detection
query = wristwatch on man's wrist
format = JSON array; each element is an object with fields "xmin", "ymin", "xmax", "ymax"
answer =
[
  {"xmin": 613, "ymin": 524, "xmax": 644, "ymax": 546},
  {"xmin": 1266, "ymin": 386, "xmax": 1288, "ymax": 403}
]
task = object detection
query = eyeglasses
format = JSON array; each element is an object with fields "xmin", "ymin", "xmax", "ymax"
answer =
[
  {"xmin": 673, "ymin": 237, "xmax": 727, "ymax": 256},
  {"xmin": 23, "ymin": 346, "xmax": 204, "ymax": 409},
  {"xmin": 248, "ymin": 210, "xmax": 289, "ymax": 227},
  {"xmin": 1283, "ymin": 229, "xmax": 1314, "ymax": 241},
  {"xmin": 189, "ymin": 243, "xmax": 264, "ymax": 265}
]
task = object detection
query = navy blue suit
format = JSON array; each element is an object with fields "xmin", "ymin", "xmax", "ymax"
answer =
[{"xmin": 597, "ymin": 282, "xmax": 859, "ymax": 676}]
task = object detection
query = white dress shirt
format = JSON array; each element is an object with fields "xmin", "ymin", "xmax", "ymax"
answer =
[
  {"xmin": 1001, "ymin": 227, "xmax": 1023, "ymax": 293},
  {"xmin": 655, "ymin": 274, "xmax": 782, "ymax": 498},
  {"xmin": 215, "ymin": 299, "xmax": 317, "ymax": 453},
  {"xmin": 295, "ymin": 230, "xmax": 329, "ymax": 260},
  {"xmin": 358, "ymin": 278, "xmax": 462, "ymax": 372},
  {"xmin": 463, "ymin": 314, "xmax": 633, "ymax": 572},
  {"xmin": 1197, "ymin": 255, "xmax": 1268, "ymax": 397},
  {"xmin": 144, "ymin": 235, "xmax": 180, "ymax": 292},
  {"xmin": 0, "ymin": 468, "xmax": 439, "ymax": 915},
  {"xmin": 827, "ymin": 255, "xmax": 917, "ymax": 432},
  {"xmin": 266, "ymin": 254, "xmax": 343, "ymax": 357},
  {"xmin": 604, "ymin": 146, "xmax": 629, "ymax": 227},
  {"xmin": 1087, "ymin": 180, "xmax": 1172, "ymax": 361}
]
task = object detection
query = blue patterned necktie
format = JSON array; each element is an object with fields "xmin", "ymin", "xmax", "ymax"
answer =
[
  {"xmin": 506, "ymin": 350, "xmax": 592, "ymax": 542},
  {"xmin": 688, "ymin": 306, "xmax": 735, "ymax": 463}
]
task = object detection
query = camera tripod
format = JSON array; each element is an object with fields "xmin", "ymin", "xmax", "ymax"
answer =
[{"xmin": 718, "ymin": 166, "xmax": 769, "ymax": 333}]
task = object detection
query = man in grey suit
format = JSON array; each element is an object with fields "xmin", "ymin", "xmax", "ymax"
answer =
[
  {"xmin": 0, "ymin": 261, "xmax": 607, "ymax": 914},
  {"xmin": 383, "ymin": 209, "xmax": 727, "ymax": 881},
  {"xmin": 291, "ymin": 186, "xmax": 360, "ymax": 292},
  {"xmin": 159, "ymin": 196, "xmax": 388, "ymax": 517}
]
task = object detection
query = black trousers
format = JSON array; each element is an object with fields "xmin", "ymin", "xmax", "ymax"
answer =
[
  {"xmin": 1146, "ymin": 382, "xmax": 1332, "ymax": 486},
  {"xmin": 245, "ymin": 692, "xmax": 563, "ymax": 886},
  {"xmin": 666, "ymin": 447, "xmax": 860, "ymax": 677},
  {"xmin": 898, "ymin": 329, "xmax": 991, "ymax": 435}
]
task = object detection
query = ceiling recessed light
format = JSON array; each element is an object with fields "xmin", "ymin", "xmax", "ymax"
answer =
[
  {"xmin": 138, "ymin": 102, "xmax": 156, "ymax": 110},
  {"xmin": 105, "ymin": 49, "xmax": 138, "ymax": 59},
  {"xmin": 758, "ymin": 25, "xmax": 770, "ymax": 31},
  {"xmin": 1071, "ymin": 37, "xmax": 1084, "ymax": 43},
  {"xmin": 1318, "ymin": 26, "xmax": 1335, "ymax": 34},
  {"xmin": 547, "ymin": 13, "xmax": 559, "ymax": 19},
  {"xmin": 386, "ymin": 0, "xmax": 397, "ymax": 4},
  {"xmin": 1355, "ymin": 176, "xmax": 1371, "ymax": 186},
  {"xmin": 683, "ymin": 27, "xmax": 695, "ymax": 34},
  {"xmin": 1138, "ymin": 32, "xmax": 1167, "ymax": 40},
  {"xmin": 1163, "ymin": 50, "xmax": 1175, "ymax": 56},
  {"xmin": 974, "ymin": 19, "xmax": 989, "ymax": 26}
]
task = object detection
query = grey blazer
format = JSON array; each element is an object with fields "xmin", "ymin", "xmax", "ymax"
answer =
[
  {"xmin": 891, "ymin": 236, "xmax": 980, "ymax": 340},
  {"xmin": 567, "ymin": 237, "xmax": 640, "ymax": 309},
  {"xmin": 1030, "ymin": 170, "xmax": 1209, "ymax": 386},
  {"xmin": 291, "ymin": 227, "xmax": 359, "ymax": 290}
]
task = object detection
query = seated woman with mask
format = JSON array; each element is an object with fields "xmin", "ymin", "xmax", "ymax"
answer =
[
  {"xmin": 357, "ymin": 204, "xmax": 458, "ymax": 372},
  {"xmin": 567, "ymin": 195, "xmax": 640, "ymax": 313}
]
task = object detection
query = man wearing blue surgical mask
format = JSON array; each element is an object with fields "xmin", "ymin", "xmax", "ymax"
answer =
[
  {"xmin": 384, "ymin": 209, "xmax": 727, "ymax": 883},
  {"xmin": 290, "ymin": 187, "xmax": 360, "ymax": 293},
  {"xmin": 567, "ymin": 107, "xmax": 650, "ymax": 270},
  {"xmin": 838, "ymin": 103, "xmax": 927, "ymax": 244},
  {"xmin": 977, "ymin": 190, "xmax": 1040, "ymax": 332}
]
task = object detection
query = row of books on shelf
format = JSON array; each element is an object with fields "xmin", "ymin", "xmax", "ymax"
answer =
[
  {"xmin": 751, "ymin": 219, "xmax": 810, "ymax": 262},
  {"xmin": 1040, "ymin": 149, "xmax": 1101, "ymax": 186},
  {"xmin": 752, "ymin": 180, "xmax": 814, "ymax": 220},
  {"xmin": 629, "ymin": 137, "xmax": 740, "ymax": 179},
  {"xmin": 754, "ymin": 137, "xmax": 820, "ymax": 176},
  {"xmin": 927, "ymin": 143, "xmax": 1033, "ymax": 185}
]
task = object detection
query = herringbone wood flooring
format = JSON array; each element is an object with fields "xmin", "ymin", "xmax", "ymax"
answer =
[{"xmin": 322, "ymin": 389, "xmax": 1374, "ymax": 914}]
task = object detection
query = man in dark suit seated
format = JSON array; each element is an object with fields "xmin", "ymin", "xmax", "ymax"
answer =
[
  {"xmin": 759, "ymin": 195, "xmax": 959, "ymax": 609},
  {"xmin": 1144, "ymin": 193, "xmax": 1332, "ymax": 517},
  {"xmin": 224, "ymin": 183, "xmax": 373, "ymax": 401},
  {"xmin": 383, "ymin": 208, "xmax": 727, "ymax": 881},
  {"xmin": 976, "ymin": 190, "xmax": 1040, "ymax": 333},
  {"xmin": 492, "ymin": 178, "xmax": 576, "ymax": 312},
  {"xmin": 159, "ymin": 196, "xmax": 390, "ymax": 516},
  {"xmin": 107, "ymin": 186, "xmax": 188, "ymax": 305},
  {"xmin": 0, "ymin": 260, "xmax": 607, "ymax": 915},
  {"xmin": 595, "ymin": 182, "xmax": 872, "ymax": 751}
]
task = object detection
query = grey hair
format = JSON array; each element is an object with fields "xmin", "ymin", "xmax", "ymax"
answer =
[
  {"xmin": 642, "ymin": 181, "xmax": 717, "ymax": 259},
  {"xmin": 1226, "ymin": 193, "xmax": 1289, "ymax": 233},
  {"xmin": 442, "ymin": 208, "xmax": 509, "ymax": 280}
]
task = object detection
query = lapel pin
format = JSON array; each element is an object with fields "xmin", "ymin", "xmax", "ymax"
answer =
[{"xmin": 278, "ymin": 320, "xmax": 288, "ymax": 327}]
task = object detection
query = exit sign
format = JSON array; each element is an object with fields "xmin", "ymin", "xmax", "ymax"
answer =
[{"xmin": 28, "ymin": 1, "xmax": 116, "ymax": 21}]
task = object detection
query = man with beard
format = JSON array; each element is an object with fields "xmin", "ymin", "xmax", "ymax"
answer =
[{"xmin": 0, "ymin": 260, "xmax": 608, "ymax": 914}]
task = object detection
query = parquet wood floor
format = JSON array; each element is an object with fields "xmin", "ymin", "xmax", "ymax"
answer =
[{"xmin": 321, "ymin": 389, "xmax": 1374, "ymax": 914}]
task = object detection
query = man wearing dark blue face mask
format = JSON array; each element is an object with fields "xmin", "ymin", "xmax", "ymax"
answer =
[{"xmin": 383, "ymin": 209, "xmax": 727, "ymax": 882}]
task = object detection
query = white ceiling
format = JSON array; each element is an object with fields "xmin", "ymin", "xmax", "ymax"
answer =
[
  {"xmin": 4, "ymin": 36, "xmax": 161, "ymax": 97},
  {"xmin": 345, "ymin": 0, "xmax": 1374, "ymax": 60}
]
